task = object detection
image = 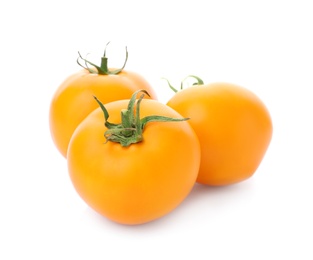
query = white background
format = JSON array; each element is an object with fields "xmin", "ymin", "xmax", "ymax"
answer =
[{"xmin": 1, "ymin": 0, "xmax": 312, "ymax": 259}]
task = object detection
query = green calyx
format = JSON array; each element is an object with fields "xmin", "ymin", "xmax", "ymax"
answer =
[
  {"xmin": 94, "ymin": 90, "xmax": 189, "ymax": 147},
  {"xmin": 77, "ymin": 42, "xmax": 128, "ymax": 75},
  {"xmin": 163, "ymin": 75, "xmax": 204, "ymax": 93}
]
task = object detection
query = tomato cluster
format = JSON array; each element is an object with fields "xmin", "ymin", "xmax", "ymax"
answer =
[{"xmin": 49, "ymin": 45, "xmax": 272, "ymax": 225}]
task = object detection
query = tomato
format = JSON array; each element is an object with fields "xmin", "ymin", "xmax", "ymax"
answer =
[
  {"xmin": 67, "ymin": 90, "xmax": 200, "ymax": 225},
  {"xmin": 166, "ymin": 78, "xmax": 273, "ymax": 186},
  {"xmin": 49, "ymin": 45, "xmax": 157, "ymax": 158}
]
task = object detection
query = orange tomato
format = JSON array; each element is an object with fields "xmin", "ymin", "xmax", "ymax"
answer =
[
  {"xmin": 166, "ymin": 81, "xmax": 273, "ymax": 186},
  {"xmin": 67, "ymin": 91, "xmax": 200, "ymax": 225},
  {"xmin": 49, "ymin": 47, "xmax": 157, "ymax": 158}
]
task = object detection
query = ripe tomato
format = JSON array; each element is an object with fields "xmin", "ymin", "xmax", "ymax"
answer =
[
  {"xmin": 166, "ymin": 79, "xmax": 273, "ymax": 186},
  {"xmin": 67, "ymin": 91, "xmax": 200, "ymax": 225},
  {"xmin": 49, "ymin": 46, "xmax": 157, "ymax": 158}
]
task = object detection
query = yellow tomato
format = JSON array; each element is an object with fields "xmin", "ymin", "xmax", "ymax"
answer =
[
  {"xmin": 167, "ymin": 80, "xmax": 273, "ymax": 186},
  {"xmin": 67, "ymin": 91, "xmax": 201, "ymax": 225},
  {"xmin": 49, "ymin": 46, "xmax": 157, "ymax": 158}
]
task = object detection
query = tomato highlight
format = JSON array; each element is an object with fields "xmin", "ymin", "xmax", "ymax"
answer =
[
  {"xmin": 166, "ymin": 76, "xmax": 273, "ymax": 186},
  {"xmin": 67, "ymin": 90, "xmax": 201, "ymax": 225},
  {"xmin": 49, "ymin": 44, "xmax": 157, "ymax": 158}
]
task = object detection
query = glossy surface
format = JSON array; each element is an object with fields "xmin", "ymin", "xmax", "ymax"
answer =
[
  {"xmin": 167, "ymin": 83, "xmax": 273, "ymax": 186},
  {"xmin": 49, "ymin": 69, "xmax": 157, "ymax": 158},
  {"xmin": 67, "ymin": 99, "xmax": 200, "ymax": 225}
]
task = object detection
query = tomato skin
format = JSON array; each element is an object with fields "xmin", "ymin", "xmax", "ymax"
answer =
[
  {"xmin": 49, "ymin": 69, "xmax": 157, "ymax": 158},
  {"xmin": 167, "ymin": 82, "xmax": 273, "ymax": 186},
  {"xmin": 67, "ymin": 99, "xmax": 200, "ymax": 225}
]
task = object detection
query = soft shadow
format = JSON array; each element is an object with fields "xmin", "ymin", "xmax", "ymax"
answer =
[
  {"xmin": 79, "ymin": 179, "xmax": 256, "ymax": 232},
  {"xmin": 80, "ymin": 205, "xmax": 173, "ymax": 232},
  {"xmin": 184, "ymin": 180, "xmax": 255, "ymax": 204}
]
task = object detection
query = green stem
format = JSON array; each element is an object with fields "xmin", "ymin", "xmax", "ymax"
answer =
[
  {"xmin": 162, "ymin": 78, "xmax": 178, "ymax": 93},
  {"xmin": 93, "ymin": 90, "xmax": 189, "ymax": 147},
  {"xmin": 181, "ymin": 75, "xmax": 204, "ymax": 89},
  {"xmin": 163, "ymin": 75, "xmax": 204, "ymax": 93},
  {"xmin": 77, "ymin": 42, "xmax": 128, "ymax": 75}
]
